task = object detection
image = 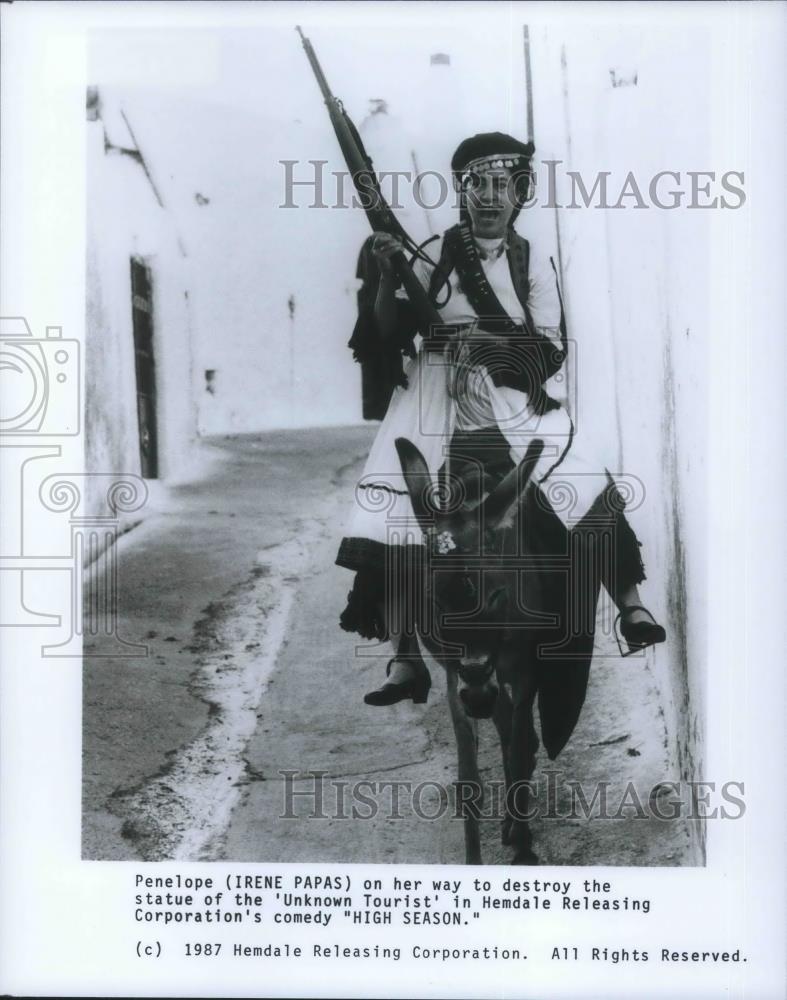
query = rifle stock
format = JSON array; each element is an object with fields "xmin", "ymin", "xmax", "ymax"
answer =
[{"xmin": 296, "ymin": 26, "xmax": 445, "ymax": 342}]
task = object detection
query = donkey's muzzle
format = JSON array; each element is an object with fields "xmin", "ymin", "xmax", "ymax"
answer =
[{"xmin": 459, "ymin": 681, "xmax": 499, "ymax": 719}]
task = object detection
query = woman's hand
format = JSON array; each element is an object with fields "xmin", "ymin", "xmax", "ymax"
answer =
[{"xmin": 370, "ymin": 232, "xmax": 404, "ymax": 275}]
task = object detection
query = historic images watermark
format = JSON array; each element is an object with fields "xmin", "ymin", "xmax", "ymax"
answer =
[
  {"xmin": 279, "ymin": 769, "xmax": 746, "ymax": 823},
  {"xmin": 279, "ymin": 159, "xmax": 747, "ymax": 212}
]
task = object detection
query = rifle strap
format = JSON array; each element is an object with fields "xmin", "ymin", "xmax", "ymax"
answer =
[
  {"xmin": 550, "ymin": 256, "xmax": 569, "ymax": 355},
  {"xmin": 424, "ymin": 223, "xmax": 569, "ymax": 412},
  {"xmin": 430, "ymin": 223, "xmax": 568, "ymax": 357},
  {"xmin": 430, "ymin": 223, "xmax": 533, "ymax": 332}
]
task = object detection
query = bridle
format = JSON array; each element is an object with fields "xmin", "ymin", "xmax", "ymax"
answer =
[{"xmin": 422, "ymin": 556, "xmax": 503, "ymax": 688}]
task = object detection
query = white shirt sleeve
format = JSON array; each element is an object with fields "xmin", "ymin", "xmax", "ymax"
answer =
[{"xmin": 527, "ymin": 251, "xmax": 563, "ymax": 342}]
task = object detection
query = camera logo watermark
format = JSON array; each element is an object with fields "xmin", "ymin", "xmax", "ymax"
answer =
[
  {"xmin": 0, "ymin": 317, "xmax": 80, "ymax": 436},
  {"xmin": 349, "ymin": 331, "xmax": 647, "ymax": 661},
  {"xmin": 0, "ymin": 316, "xmax": 148, "ymax": 656}
]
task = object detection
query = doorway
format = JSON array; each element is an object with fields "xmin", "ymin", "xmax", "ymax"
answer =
[{"xmin": 130, "ymin": 256, "xmax": 159, "ymax": 478}]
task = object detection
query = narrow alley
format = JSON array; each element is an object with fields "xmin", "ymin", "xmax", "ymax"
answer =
[{"xmin": 82, "ymin": 429, "xmax": 692, "ymax": 867}]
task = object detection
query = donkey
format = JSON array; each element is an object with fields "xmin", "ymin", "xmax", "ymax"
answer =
[{"xmin": 393, "ymin": 435, "xmax": 598, "ymax": 865}]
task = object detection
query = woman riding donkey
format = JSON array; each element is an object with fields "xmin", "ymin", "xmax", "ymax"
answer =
[{"xmin": 337, "ymin": 131, "xmax": 666, "ymax": 708}]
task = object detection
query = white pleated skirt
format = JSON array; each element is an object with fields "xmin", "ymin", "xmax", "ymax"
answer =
[{"xmin": 340, "ymin": 345, "xmax": 630, "ymax": 556}]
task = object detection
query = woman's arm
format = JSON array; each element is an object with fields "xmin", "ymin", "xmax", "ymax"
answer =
[
  {"xmin": 374, "ymin": 270, "xmax": 399, "ymax": 342},
  {"xmin": 527, "ymin": 252, "xmax": 564, "ymax": 350},
  {"xmin": 370, "ymin": 233, "xmax": 404, "ymax": 342}
]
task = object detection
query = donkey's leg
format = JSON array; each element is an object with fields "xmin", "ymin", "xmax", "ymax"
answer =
[
  {"xmin": 491, "ymin": 681, "xmax": 515, "ymax": 845},
  {"xmin": 507, "ymin": 670, "xmax": 540, "ymax": 864},
  {"xmin": 446, "ymin": 669, "xmax": 483, "ymax": 865}
]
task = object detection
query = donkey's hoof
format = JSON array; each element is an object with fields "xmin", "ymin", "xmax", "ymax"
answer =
[
  {"xmin": 512, "ymin": 848, "xmax": 539, "ymax": 865},
  {"xmin": 501, "ymin": 818, "xmax": 513, "ymax": 846}
]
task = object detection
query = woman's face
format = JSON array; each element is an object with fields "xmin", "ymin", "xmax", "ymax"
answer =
[{"xmin": 465, "ymin": 167, "xmax": 516, "ymax": 238}]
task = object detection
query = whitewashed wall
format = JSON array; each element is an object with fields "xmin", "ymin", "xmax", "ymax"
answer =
[
  {"xmin": 532, "ymin": 25, "xmax": 710, "ymax": 860},
  {"xmin": 112, "ymin": 96, "xmax": 367, "ymax": 437},
  {"xmin": 86, "ymin": 105, "xmax": 196, "ymax": 512}
]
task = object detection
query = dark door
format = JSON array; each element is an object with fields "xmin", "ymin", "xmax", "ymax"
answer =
[{"xmin": 130, "ymin": 256, "xmax": 159, "ymax": 478}]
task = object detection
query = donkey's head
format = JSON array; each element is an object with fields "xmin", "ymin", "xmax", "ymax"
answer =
[{"xmin": 394, "ymin": 436, "xmax": 544, "ymax": 718}]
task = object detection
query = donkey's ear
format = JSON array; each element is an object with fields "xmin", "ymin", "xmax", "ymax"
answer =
[
  {"xmin": 480, "ymin": 438, "xmax": 544, "ymax": 529},
  {"xmin": 394, "ymin": 437, "xmax": 434, "ymax": 532}
]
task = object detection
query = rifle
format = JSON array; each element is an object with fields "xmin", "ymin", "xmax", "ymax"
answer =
[{"xmin": 296, "ymin": 26, "xmax": 445, "ymax": 342}]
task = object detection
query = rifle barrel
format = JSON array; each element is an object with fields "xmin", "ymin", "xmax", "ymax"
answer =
[
  {"xmin": 295, "ymin": 26, "xmax": 333, "ymax": 105},
  {"xmin": 295, "ymin": 26, "xmax": 444, "ymax": 336}
]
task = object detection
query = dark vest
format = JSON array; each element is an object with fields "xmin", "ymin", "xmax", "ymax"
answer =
[
  {"xmin": 424, "ymin": 224, "xmax": 568, "ymax": 414},
  {"xmin": 348, "ymin": 226, "xmax": 568, "ymax": 417}
]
